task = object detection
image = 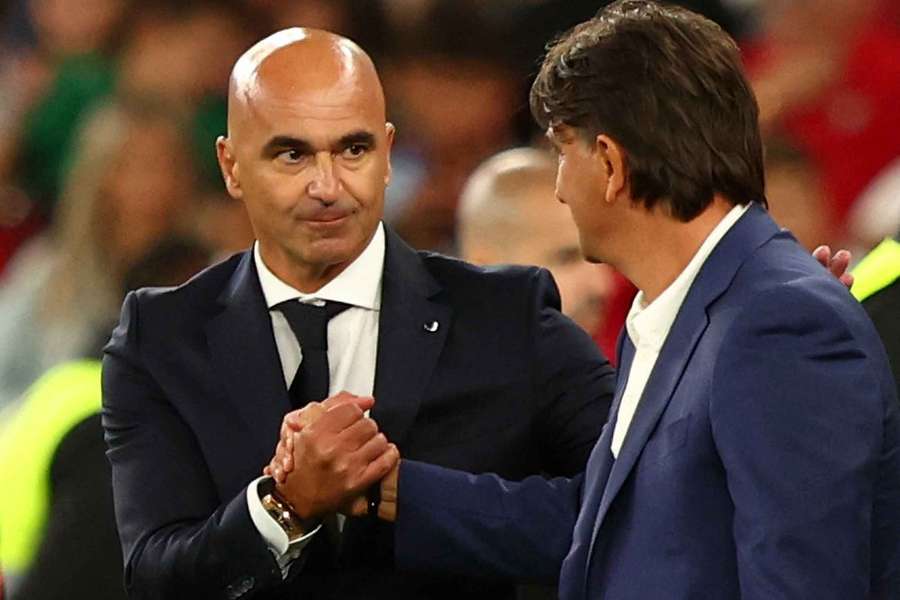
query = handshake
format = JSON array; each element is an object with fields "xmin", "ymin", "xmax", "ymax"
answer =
[{"xmin": 262, "ymin": 392, "xmax": 400, "ymax": 523}]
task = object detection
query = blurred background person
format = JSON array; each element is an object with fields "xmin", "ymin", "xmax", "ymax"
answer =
[
  {"xmin": 0, "ymin": 0, "xmax": 257, "ymax": 277},
  {"xmin": 0, "ymin": 0, "xmax": 130, "ymax": 277},
  {"xmin": 846, "ymin": 158, "xmax": 900, "ymax": 259},
  {"xmin": 458, "ymin": 148, "xmax": 614, "ymax": 337},
  {"xmin": 851, "ymin": 231, "xmax": 900, "ymax": 391},
  {"xmin": 380, "ymin": 1, "xmax": 521, "ymax": 253},
  {"xmin": 763, "ymin": 134, "xmax": 835, "ymax": 252},
  {"xmin": 0, "ymin": 236, "xmax": 211, "ymax": 600},
  {"xmin": 746, "ymin": 0, "xmax": 900, "ymax": 245},
  {"xmin": 0, "ymin": 98, "xmax": 198, "ymax": 414}
]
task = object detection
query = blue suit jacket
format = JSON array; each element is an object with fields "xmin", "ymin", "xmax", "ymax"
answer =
[
  {"xmin": 101, "ymin": 227, "xmax": 614, "ymax": 600},
  {"xmin": 396, "ymin": 206, "xmax": 900, "ymax": 599}
]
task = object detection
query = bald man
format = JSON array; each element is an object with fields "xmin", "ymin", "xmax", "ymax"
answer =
[
  {"xmin": 458, "ymin": 148, "xmax": 614, "ymax": 334},
  {"xmin": 101, "ymin": 29, "xmax": 614, "ymax": 600}
]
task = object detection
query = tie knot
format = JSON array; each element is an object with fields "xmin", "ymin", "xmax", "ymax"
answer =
[{"xmin": 275, "ymin": 300, "xmax": 351, "ymax": 350}]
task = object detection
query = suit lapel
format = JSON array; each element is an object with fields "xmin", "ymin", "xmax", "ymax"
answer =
[
  {"xmin": 586, "ymin": 205, "xmax": 782, "ymax": 556},
  {"xmin": 372, "ymin": 228, "xmax": 451, "ymax": 447},
  {"xmin": 205, "ymin": 251, "xmax": 291, "ymax": 464},
  {"xmin": 579, "ymin": 336, "xmax": 634, "ymax": 589}
]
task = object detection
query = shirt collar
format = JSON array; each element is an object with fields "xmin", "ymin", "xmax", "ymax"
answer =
[
  {"xmin": 254, "ymin": 222, "xmax": 385, "ymax": 311},
  {"xmin": 626, "ymin": 203, "xmax": 751, "ymax": 350}
]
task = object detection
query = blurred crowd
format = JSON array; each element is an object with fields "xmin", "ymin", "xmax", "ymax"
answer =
[{"xmin": 0, "ymin": 0, "xmax": 898, "ymax": 596}]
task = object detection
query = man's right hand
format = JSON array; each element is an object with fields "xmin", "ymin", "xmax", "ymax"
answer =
[
  {"xmin": 271, "ymin": 394, "xmax": 398, "ymax": 519},
  {"xmin": 265, "ymin": 392, "xmax": 374, "ymax": 482}
]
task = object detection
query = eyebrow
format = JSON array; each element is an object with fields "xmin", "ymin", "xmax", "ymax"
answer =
[{"xmin": 261, "ymin": 130, "xmax": 377, "ymax": 158}]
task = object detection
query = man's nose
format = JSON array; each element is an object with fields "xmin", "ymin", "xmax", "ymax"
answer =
[{"xmin": 307, "ymin": 152, "xmax": 341, "ymax": 202}]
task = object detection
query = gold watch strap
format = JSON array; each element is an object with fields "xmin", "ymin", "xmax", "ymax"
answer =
[{"xmin": 258, "ymin": 480, "xmax": 319, "ymax": 543}]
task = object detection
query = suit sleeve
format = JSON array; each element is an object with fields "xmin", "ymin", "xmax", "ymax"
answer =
[
  {"xmin": 102, "ymin": 292, "xmax": 284, "ymax": 600},
  {"xmin": 394, "ymin": 460, "xmax": 582, "ymax": 584},
  {"xmin": 710, "ymin": 283, "xmax": 887, "ymax": 599},
  {"xmin": 529, "ymin": 268, "xmax": 616, "ymax": 476}
]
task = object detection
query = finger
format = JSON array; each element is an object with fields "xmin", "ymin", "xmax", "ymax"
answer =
[
  {"xmin": 344, "ymin": 495, "xmax": 369, "ymax": 517},
  {"xmin": 323, "ymin": 392, "xmax": 375, "ymax": 414},
  {"xmin": 263, "ymin": 465, "xmax": 272, "ymax": 476},
  {"xmin": 337, "ymin": 416, "xmax": 380, "ymax": 451},
  {"xmin": 272, "ymin": 438, "xmax": 288, "ymax": 471},
  {"xmin": 354, "ymin": 444, "xmax": 400, "ymax": 491},
  {"xmin": 812, "ymin": 245, "xmax": 831, "ymax": 268},
  {"xmin": 285, "ymin": 431, "xmax": 303, "ymax": 472},
  {"xmin": 350, "ymin": 432, "xmax": 389, "ymax": 465},
  {"xmin": 321, "ymin": 391, "xmax": 359, "ymax": 409},
  {"xmin": 312, "ymin": 402, "xmax": 368, "ymax": 434},
  {"xmin": 840, "ymin": 273, "xmax": 854, "ymax": 289},
  {"xmin": 829, "ymin": 249, "xmax": 851, "ymax": 277},
  {"xmin": 281, "ymin": 418, "xmax": 296, "ymax": 442},
  {"xmin": 283, "ymin": 403, "xmax": 322, "ymax": 435}
]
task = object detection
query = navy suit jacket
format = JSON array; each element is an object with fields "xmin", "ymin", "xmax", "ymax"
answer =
[
  {"xmin": 101, "ymin": 227, "xmax": 615, "ymax": 600},
  {"xmin": 396, "ymin": 206, "xmax": 900, "ymax": 599}
]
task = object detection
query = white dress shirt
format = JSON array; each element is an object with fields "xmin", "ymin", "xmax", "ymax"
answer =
[
  {"xmin": 245, "ymin": 223, "xmax": 385, "ymax": 571},
  {"xmin": 610, "ymin": 204, "xmax": 750, "ymax": 458}
]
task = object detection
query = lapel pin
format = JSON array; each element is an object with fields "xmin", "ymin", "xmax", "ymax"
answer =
[{"xmin": 423, "ymin": 321, "xmax": 439, "ymax": 333}]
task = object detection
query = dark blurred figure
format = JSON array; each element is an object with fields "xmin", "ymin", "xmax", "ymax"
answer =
[
  {"xmin": 0, "ymin": 236, "xmax": 211, "ymax": 600},
  {"xmin": 852, "ymin": 233, "xmax": 900, "ymax": 391},
  {"xmin": 511, "ymin": 0, "xmax": 751, "ymax": 72},
  {"xmin": 380, "ymin": 1, "xmax": 521, "ymax": 252}
]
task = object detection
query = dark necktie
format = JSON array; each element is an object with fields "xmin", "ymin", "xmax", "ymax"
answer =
[{"xmin": 275, "ymin": 300, "xmax": 351, "ymax": 408}]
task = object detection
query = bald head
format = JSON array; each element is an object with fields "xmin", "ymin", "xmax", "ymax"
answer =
[
  {"xmin": 215, "ymin": 28, "xmax": 395, "ymax": 293},
  {"xmin": 458, "ymin": 147, "xmax": 612, "ymax": 335},
  {"xmin": 227, "ymin": 28, "xmax": 385, "ymax": 140},
  {"xmin": 458, "ymin": 147, "xmax": 558, "ymax": 259}
]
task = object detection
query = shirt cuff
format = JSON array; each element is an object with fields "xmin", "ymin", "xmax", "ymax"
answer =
[{"xmin": 246, "ymin": 476, "xmax": 320, "ymax": 575}]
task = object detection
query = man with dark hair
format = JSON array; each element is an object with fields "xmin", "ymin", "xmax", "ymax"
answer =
[{"xmin": 339, "ymin": 2, "xmax": 900, "ymax": 598}]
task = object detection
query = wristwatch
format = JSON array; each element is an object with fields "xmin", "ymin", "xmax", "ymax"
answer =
[{"xmin": 258, "ymin": 479, "xmax": 319, "ymax": 543}]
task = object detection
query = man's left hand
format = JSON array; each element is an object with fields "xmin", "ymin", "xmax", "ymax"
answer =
[{"xmin": 813, "ymin": 245, "xmax": 854, "ymax": 289}]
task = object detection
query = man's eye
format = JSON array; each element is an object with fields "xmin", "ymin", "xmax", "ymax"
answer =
[
  {"xmin": 343, "ymin": 144, "xmax": 368, "ymax": 159},
  {"xmin": 277, "ymin": 149, "xmax": 304, "ymax": 163}
]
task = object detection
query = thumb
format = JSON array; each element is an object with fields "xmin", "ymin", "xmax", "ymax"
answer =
[{"xmin": 324, "ymin": 391, "xmax": 375, "ymax": 413}]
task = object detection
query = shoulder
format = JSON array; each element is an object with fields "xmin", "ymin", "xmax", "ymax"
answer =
[
  {"xmin": 416, "ymin": 250, "xmax": 559, "ymax": 306},
  {"xmin": 107, "ymin": 251, "xmax": 246, "ymax": 353},
  {"xmin": 124, "ymin": 251, "xmax": 245, "ymax": 320},
  {"xmin": 726, "ymin": 237, "xmax": 873, "ymax": 340},
  {"xmin": 713, "ymin": 239, "xmax": 891, "ymax": 391}
]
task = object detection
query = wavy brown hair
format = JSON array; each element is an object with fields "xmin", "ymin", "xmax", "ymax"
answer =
[{"xmin": 530, "ymin": 0, "xmax": 766, "ymax": 222}]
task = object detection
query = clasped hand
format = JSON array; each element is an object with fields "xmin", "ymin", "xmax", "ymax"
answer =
[{"xmin": 263, "ymin": 392, "xmax": 399, "ymax": 520}]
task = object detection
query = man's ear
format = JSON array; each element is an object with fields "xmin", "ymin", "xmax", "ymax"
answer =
[
  {"xmin": 595, "ymin": 134, "xmax": 627, "ymax": 205},
  {"xmin": 384, "ymin": 122, "xmax": 396, "ymax": 187},
  {"xmin": 216, "ymin": 136, "xmax": 243, "ymax": 200}
]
